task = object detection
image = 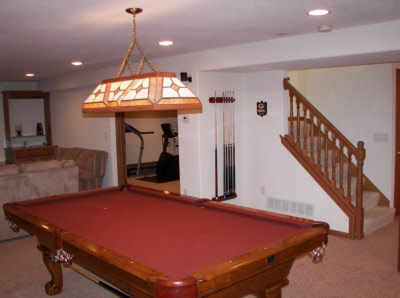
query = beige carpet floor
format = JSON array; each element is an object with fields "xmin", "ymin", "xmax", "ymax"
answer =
[{"xmin": 0, "ymin": 217, "xmax": 399, "ymax": 297}]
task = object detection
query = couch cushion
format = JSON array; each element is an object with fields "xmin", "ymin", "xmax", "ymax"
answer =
[
  {"xmin": 61, "ymin": 159, "xmax": 76, "ymax": 168},
  {"xmin": 0, "ymin": 164, "xmax": 20, "ymax": 176},
  {"xmin": 20, "ymin": 160, "xmax": 61, "ymax": 173}
]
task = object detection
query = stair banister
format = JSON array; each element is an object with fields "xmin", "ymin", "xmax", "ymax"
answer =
[
  {"xmin": 283, "ymin": 77, "xmax": 366, "ymax": 239},
  {"xmin": 283, "ymin": 78, "xmax": 360, "ymax": 157}
]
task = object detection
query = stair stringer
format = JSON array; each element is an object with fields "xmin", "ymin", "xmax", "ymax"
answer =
[{"xmin": 280, "ymin": 134, "xmax": 360, "ymax": 239}]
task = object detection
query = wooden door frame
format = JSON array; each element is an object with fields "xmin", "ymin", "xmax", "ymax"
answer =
[
  {"xmin": 395, "ymin": 69, "xmax": 400, "ymax": 216},
  {"xmin": 115, "ymin": 113, "xmax": 127, "ymax": 186},
  {"xmin": 397, "ymin": 69, "xmax": 400, "ymax": 272}
]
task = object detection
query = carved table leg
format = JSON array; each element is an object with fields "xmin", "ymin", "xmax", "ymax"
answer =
[
  {"xmin": 38, "ymin": 246, "xmax": 63, "ymax": 295},
  {"xmin": 253, "ymin": 279, "xmax": 289, "ymax": 298}
]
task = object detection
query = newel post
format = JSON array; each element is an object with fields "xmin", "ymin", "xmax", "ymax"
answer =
[
  {"xmin": 283, "ymin": 78, "xmax": 295, "ymax": 141},
  {"xmin": 354, "ymin": 141, "xmax": 366, "ymax": 239}
]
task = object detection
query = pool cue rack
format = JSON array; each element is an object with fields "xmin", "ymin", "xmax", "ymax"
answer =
[
  {"xmin": 212, "ymin": 193, "xmax": 237, "ymax": 202},
  {"xmin": 208, "ymin": 97, "xmax": 236, "ymax": 103},
  {"xmin": 210, "ymin": 92, "xmax": 237, "ymax": 202}
]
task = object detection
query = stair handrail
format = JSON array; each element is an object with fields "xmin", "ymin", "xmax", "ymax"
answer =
[
  {"xmin": 283, "ymin": 77, "xmax": 365, "ymax": 239},
  {"xmin": 283, "ymin": 78, "xmax": 364, "ymax": 160}
]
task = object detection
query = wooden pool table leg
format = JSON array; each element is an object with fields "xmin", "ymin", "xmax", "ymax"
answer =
[
  {"xmin": 37, "ymin": 245, "xmax": 63, "ymax": 295},
  {"xmin": 253, "ymin": 279, "xmax": 289, "ymax": 297}
]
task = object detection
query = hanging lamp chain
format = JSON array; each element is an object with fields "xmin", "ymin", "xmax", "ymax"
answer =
[{"xmin": 116, "ymin": 8, "xmax": 158, "ymax": 78}]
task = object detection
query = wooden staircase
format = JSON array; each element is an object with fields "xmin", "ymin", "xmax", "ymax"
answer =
[{"xmin": 280, "ymin": 78, "xmax": 395, "ymax": 239}]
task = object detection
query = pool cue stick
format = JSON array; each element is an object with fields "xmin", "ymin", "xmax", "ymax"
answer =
[
  {"xmin": 214, "ymin": 93, "xmax": 218, "ymax": 199},
  {"xmin": 224, "ymin": 92, "xmax": 227, "ymax": 197},
  {"xmin": 226, "ymin": 92, "xmax": 230, "ymax": 197},
  {"xmin": 232, "ymin": 92, "xmax": 236, "ymax": 194},
  {"xmin": 226, "ymin": 92, "xmax": 231, "ymax": 196},
  {"xmin": 227, "ymin": 92, "xmax": 231, "ymax": 196},
  {"xmin": 229, "ymin": 92, "xmax": 233, "ymax": 196},
  {"xmin": 69, "ymin": 265, "xmax": 130, "ymax": 298},
  {"xmin": 223, "ymin": 92, "xmax": 227, "ymax": 198},
  {"xmin": 222, "ymin": 92, "xmax": 225, "ymax": 197}
]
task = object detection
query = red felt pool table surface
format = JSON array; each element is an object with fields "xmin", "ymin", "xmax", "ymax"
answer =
[{"xmin": 4, "ymin": 185, "xmax": 329, "ymax": 297}]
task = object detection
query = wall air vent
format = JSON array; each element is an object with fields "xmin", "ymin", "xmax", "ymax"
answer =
[{"xmin": 266, "ymin": 196, "xmax": 314, "ymax": 218}]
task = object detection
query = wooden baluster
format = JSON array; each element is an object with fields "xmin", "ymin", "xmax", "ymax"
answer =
[
  {"xmin": 347, "ymin": 152, "xmax": 352, "ymax": 201},
  {"xmin": 339, "ymin": 141, "xmax": 344, "ymax": 196},
  {"xmin": 289, "ymin": 90, "xmax": 294, "ymax": 141},
  {"xmin": 303, "ymin": 107, "xmax": 307, "ymax": 152},
  {"xmin": 317, "ymin": 119, "xmax": 321, "ymax": 169},
  {"xmin": 296, "ymin": 97, "xmax": 300, "ymax": 146},
  {"xmin": 354, "ymin": 141, "xmax": 366, "ymax": 239},
  {"xmin": 309, "ymin": 113, "xmax": 314, "ymax": 164},
  {"xmin": 331, "ymin": 133, "xmax": 336, "ymax": 186},
  {"xmin": 355, "ymin": 141, "xmax": 366, "ymax": 209},
  {"xmin": 324, "ymin": 126, "xmax": 329, "ymax": 178}
]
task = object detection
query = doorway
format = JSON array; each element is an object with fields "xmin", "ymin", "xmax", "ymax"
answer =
[{"xmin": 115, "ymin": 111, "xmax": 180, "ymax": 194}]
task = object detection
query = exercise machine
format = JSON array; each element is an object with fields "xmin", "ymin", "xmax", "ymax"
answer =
[
  {"xmin": 156, "ymin": 123, "xmax": 179, "ymax": 181},
  {"xmin": 125, "ymin": 123, "xmax": 154, "ymax": 176}
]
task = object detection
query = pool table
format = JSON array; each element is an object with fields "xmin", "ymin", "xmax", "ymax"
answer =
[{"xmin": 4, "ymin": 185, "xmax": 329, "ymax": 297}]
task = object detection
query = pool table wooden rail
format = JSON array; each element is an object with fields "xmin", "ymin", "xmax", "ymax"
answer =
[
  {"xmin": 3, "ymin": 186, "xmax": 329, "ymax": 298},
  {"xmin": 192, "ymin": 228, "xmax": 325, "ymax": 297}
]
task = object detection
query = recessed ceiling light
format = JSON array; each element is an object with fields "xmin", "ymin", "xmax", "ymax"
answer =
[
  {"xmin": 159, "ymin": 40, "xmax": 173, "ymax": 46},
  {"xmin": 25, "ymin": 73, "xmax": 35, "ymax": 77},
  {"xmin": 307, "ymin": 9, "xmax": 330, "ymax": 16},
  {"xmin": 71, "ymin": 61, "xmax": 83, "ymax": 66}
]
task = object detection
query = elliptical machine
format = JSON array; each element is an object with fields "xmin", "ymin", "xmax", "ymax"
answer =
[{"xmin": 156, "ymin": 123, "xmax": 179, "ymax": 182}]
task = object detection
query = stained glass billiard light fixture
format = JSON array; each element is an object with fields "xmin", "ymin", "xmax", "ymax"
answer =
[{"xmin": 82, "ymin": 8, "xmax": 201, "ymax": 113}]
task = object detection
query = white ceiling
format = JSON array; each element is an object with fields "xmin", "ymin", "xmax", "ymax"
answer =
[{"xmin": 1, "ymin": 0, "xmax": 400, "ymax": 82}]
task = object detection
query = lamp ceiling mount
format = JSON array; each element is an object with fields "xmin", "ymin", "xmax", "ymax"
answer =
[
  {"xmin": 116, "ymin": 7, "xmax": 158, "ymax": 78},
  {"xmin": 125, "ymin": 8, "xmax": 143, "ymax": 15}
]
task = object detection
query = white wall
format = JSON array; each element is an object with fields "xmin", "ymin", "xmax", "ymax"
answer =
[
  {"xmin": 50, "ymin": 86, "xmax": 117, "ymax": 187},
  {"xmin": 289, "ymin": 64, "xmax": 393, "ymax": 202},
  {"xmin": 0, "ymin": 81, "xmax": 38, "ymax": 162}
]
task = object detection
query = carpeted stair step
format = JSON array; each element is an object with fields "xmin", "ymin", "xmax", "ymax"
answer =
[
  {"xmin": 364, "ymin": 206, "xmax": 396, "ymax": 236},
  {"xmin": 326, "ymin": 163, "xmax": 349, "ymax": 180},
  {"xmin": 296, "ymin": 136, "xmax": 325, "ymax": 152},
  {"xmin": 308, "ymin": 149, "xmax": 335, "ymax": 166},
  {"xmin": 334, "ymin": 177, "xmax": 379, "ymax": 212},
  {"xmin": 352, "ymin": 191, "xmax": 381, "ymax": 212},
  {"xmin": 291, "ymin": 122, "xmax": 311, "ymax": 138},
  {"xmin": 336, "ymin": 176, "xmax": 358, "ymax": 196}
]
